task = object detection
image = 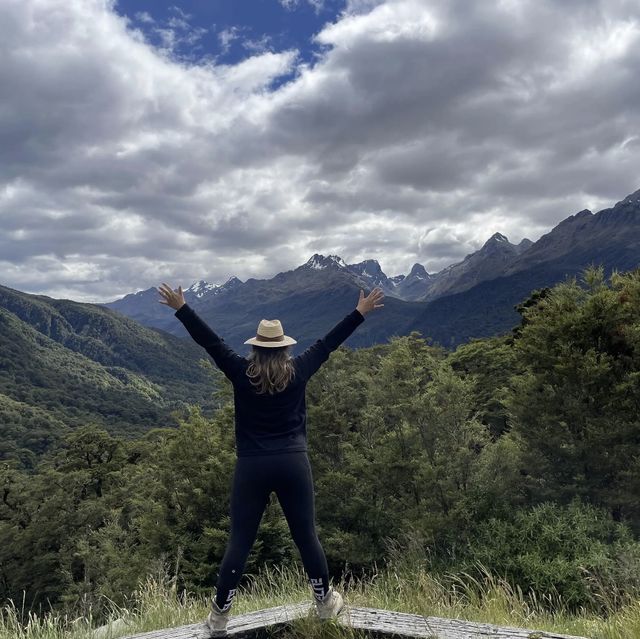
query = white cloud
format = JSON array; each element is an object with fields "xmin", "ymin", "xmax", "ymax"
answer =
[
  {"xmin": 1, "ymin": 0, "xmax": 639, "ymax": 302},
  {"xmin": 134, "ymin": 11, "xmax": 154, "ymax": 24},
  {"xmin": 133, "ymin": 2, "xmax": 209, "ymax": 62},
  {"xmin": 241, "ymin": 33, "xmax": 274, "ymax": 54},
  {"xmin": 316, "ymin": 0, "xmax": 440, "ymax": 45},
  {"xmin": 279, "ymin": 0, "xmax": 326, "ymax": 13},
  {"xmin": 218, "ymin": 26, "xmax": 242, "ymax": 54}
]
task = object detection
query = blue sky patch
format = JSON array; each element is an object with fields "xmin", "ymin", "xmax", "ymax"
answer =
[{"xmin": 114, "ymin": 0, "xmax": 346, "ymax": 88}]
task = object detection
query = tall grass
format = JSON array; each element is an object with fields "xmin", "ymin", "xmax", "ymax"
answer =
[{"xmin": 2, "ymin": 553, "xmax": 640, "ymax": 639}]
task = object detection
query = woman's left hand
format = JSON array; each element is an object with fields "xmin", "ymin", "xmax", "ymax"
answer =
[{"xmin": 157, "ymin": 282, "xmax": 185, "ymax": 310}]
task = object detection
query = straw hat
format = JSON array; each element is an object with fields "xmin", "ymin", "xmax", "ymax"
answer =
[{"xmin": 244, "ymin": 318, "xmax": 297, "ymax": 348}]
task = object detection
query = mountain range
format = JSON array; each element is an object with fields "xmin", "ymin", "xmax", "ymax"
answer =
[
  {"xmin": 101, "ymin": 188, "xmax": 640, "ymax": 349},
  {"xmin": 2, "ymin": 187, "xmax": 639, "ymax": 461}
]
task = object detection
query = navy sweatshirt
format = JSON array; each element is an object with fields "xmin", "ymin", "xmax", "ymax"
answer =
[{"xmin": 174, "ymin": 303, "xmax": 365, "ymax": 457}]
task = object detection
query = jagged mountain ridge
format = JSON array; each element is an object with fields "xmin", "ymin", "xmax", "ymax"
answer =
[
  {"xmin": 419, "ymin": 233, "xmax": 533, "ymax": 301},
  {"xmin": 407, "ymin": 189, "xmax": 640, "ymax": 347},
  {"xmin": 185, "ymin": 237, "xmax": 532, "ymax": 304},
  {"xmin": 504, "ymin": 189, "xmax": 640, "ymax": 275},
  {"xmin": 103, "ymin": 232, "xmax": 532, "ymax": 324},
  {"xmin": 99, "ymin": 187, "xmax": 640, "ymax": 347},
  {"xmin": 187, "ymin": 276, "xmax": 243, "ymax": 299}
]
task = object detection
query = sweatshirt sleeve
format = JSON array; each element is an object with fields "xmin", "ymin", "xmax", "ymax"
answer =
[
  {"xmin": 295, "ymin": 308, "xmax": 365, "ymax": 382},
  {"xmin": 174, "ymin": 303, "xmax": 246, "ymax": 382}
]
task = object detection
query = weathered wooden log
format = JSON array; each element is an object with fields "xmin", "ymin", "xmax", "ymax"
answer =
[{"xmin": 118, "ymin": 602, "xmax": 590, "ymax": 639}]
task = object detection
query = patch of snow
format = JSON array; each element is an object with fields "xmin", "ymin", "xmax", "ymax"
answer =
[
  {"xmin": 187, "ymin": 280, "xmax": 224, "ymax": 298},
  {"xmin": 305, "ymin": 254, "xmax": 348, "ymax": 270},
  {"xmin": 305, "ymin": 255, "xmax": 326, "ymax": 269},
  {"xmin": 328, "ymin": 254, "xmax": 348, "ymax": 268}
]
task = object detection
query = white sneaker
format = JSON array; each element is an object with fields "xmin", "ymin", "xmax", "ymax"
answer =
[
  {"xmin": 204, "ymin": 599, "xmax": 230, "ymax": 637},
  {"xmin": 315, "ymin": 586, "xmax": 344, "ymax": 619}
]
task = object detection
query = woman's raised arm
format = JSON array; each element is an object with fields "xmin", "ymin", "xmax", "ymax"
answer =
[
  {"xmin": 158, "ymin": 282, "xmax": 245, "ymax": 381},
  {"xmin": 294, "ymin": 287, "xmax": 385, "ymax": 381}
]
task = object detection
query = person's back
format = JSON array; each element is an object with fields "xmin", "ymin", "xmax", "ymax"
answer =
[
  {"xmin": 232, "ymin": 304, "xmax": 371, "ymax": 456},
  {"xmin": 157, "ymin": 283, "xmax": 384, "ymax": 636}
]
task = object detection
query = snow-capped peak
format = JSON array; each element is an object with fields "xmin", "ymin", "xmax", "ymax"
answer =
[
  {"xmin": 304, "ymin": 253, "xmax": 348, "ymax": 270},
  {"xmin": 328, "ymin": 254, "xmax": 348, "ymax": 268},
  {"xmin": 187, "ymin": 280, "xmax": 220, "ymax": 298},
  {"xmin": 186, "ymin": 276, "xmax": 242, "ymax": 298}
]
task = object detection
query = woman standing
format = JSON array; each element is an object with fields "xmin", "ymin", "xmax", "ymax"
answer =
[{"xmin": 158, "ymin": 282, "xmax": 384, "ymax": 637}]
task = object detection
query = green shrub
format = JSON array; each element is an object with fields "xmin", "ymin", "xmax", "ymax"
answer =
[{"xmin": 458, "ymin": 498, "xmax": 640, "ymax": 611}]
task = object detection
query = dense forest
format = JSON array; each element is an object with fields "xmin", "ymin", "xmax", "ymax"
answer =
[{"xmin": 1, "ymin": 265, "xmax": 639, "ymax": 625}]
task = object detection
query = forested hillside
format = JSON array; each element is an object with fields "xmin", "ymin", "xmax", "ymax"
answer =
[
  {"xmin": 1, "ymin": 265, "xmax": 639, "ymax": 626},
  {"xmin": 0, "ymin": 284, "xmax": 226, "ymax": 466}
]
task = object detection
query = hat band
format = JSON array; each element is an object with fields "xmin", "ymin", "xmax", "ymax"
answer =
[{"xmin": 255, "ymin": 333, "xmax": 285, "ymax": 342}]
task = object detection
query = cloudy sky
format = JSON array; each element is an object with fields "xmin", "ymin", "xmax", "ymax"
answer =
[{"xmin": 2, "ymin": 0, "xmax": 639, "ymax": 303}]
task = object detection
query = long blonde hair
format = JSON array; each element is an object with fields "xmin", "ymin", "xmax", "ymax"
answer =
[{"xmin": 246, "ymin": 345, "xmax": 296, "ymax": 394}]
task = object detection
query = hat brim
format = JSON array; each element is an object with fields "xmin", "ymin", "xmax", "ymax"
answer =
[{"xmin": 244, "ymin": 336, "xmax": 297, "ymax": 347}]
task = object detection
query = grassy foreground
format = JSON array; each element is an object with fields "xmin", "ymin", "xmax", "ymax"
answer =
[{"xmin": 1, "ymin": 558, "xmax": 639, "ymax": 639}]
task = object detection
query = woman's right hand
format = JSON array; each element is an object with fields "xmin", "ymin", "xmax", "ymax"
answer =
[
  {"xmin": 356, "ymin": 287, "xmax": 385, "ymax": 316},
  {"xmin": 157, "ymin": 282, "xmax": 186, "ymax": 311}
]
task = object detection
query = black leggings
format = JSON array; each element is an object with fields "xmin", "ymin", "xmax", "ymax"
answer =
[{"xmin": 213, "ymin": 451, "xmax": 330, "ymax": 612}]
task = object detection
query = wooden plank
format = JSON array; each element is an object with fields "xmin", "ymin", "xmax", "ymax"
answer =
[
  {"xmin": 117, "ymin": 603, "xmax": 590, "ymax": 639},
  {"xmin": 342, "ymin": 607, "xmax": 589, "ymax": 639}
]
